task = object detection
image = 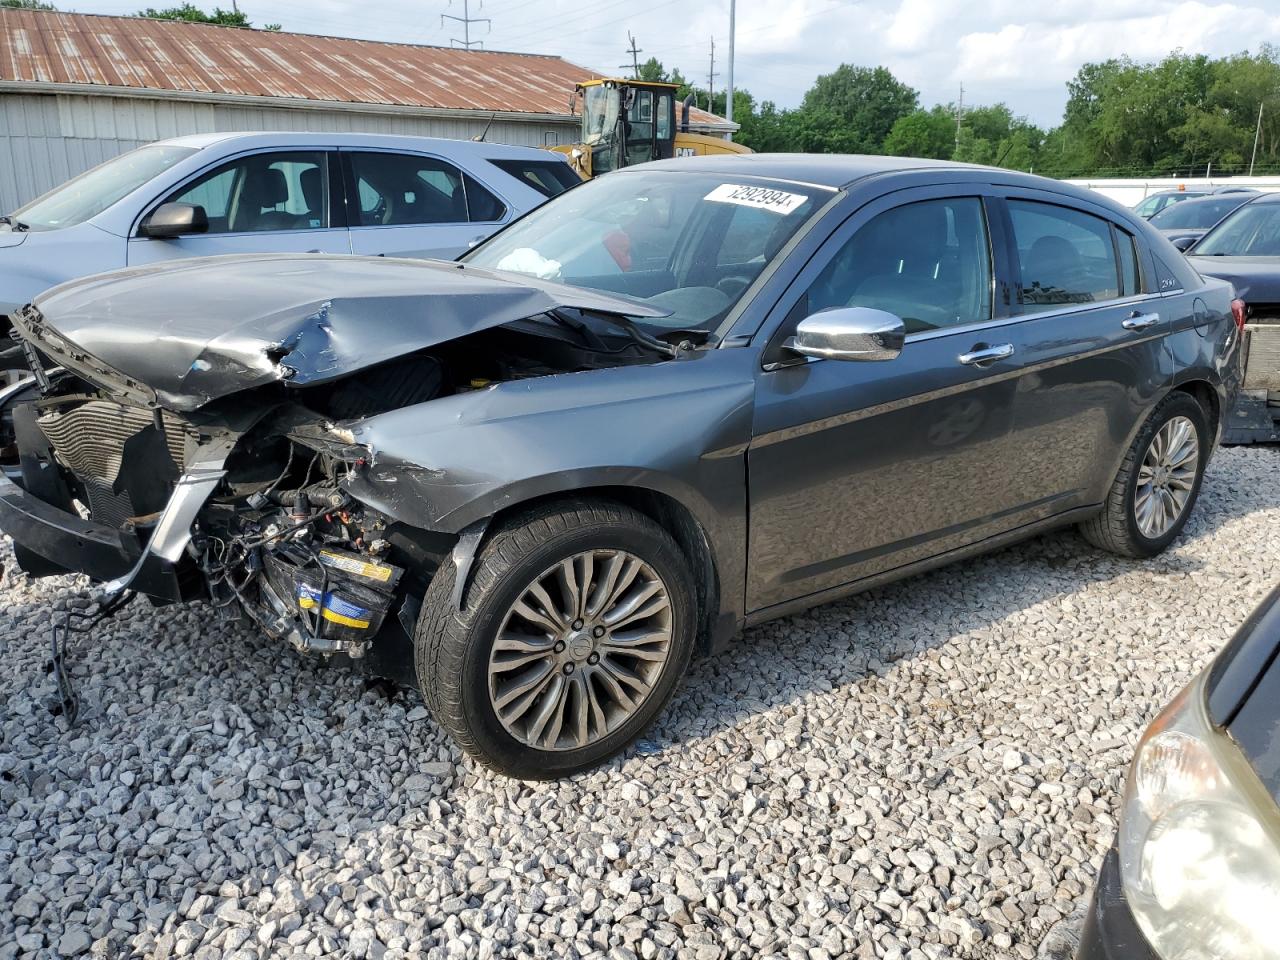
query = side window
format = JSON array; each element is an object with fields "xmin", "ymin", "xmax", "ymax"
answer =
[
  {"xmin": 806, "ymin": 197, "xmax": 993, "ymax": 334},
  {"xmin": 1008, "ymin": 200, "xmax": 1119, "ymax": 307},
  {"xmin": 348, "ymin": 153, "xmax": 506, "ymax": 225},
  {"xmin": 349, "ymin": 152, "xmax": 467, "ymax": 226},
  {"xmin": 464, "ymin": 174, "xmax": 507, "ymax": 222},
  {"xmin": 1116, "ymin": 229, "xmax": 1142, "ymax": 296},
  {"xmin": 488, "ymin": 158, "xmax": 580, "ymax": 199},
  {"xmin": 164, "ymin": 151, "xmax": 328, "ymax": 234}
]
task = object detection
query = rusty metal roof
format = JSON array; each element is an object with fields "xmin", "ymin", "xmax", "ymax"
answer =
[{"xmin": 0, "ymin": 8, "xmax": 730, "ymax": 127}]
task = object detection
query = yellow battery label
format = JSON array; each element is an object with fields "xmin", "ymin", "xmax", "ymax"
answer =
[{"xmin": 318, "ymin": 549, "xmax": 393, "ymax": 583}]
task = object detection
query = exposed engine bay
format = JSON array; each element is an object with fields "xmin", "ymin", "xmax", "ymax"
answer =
[
  {"xmin": 1228, "ymin": 300, "xmax": 1280, "ymax": 444},
  {"xmin": 3, "ymin": 305, "xmax": 673, "ymax": 685}
]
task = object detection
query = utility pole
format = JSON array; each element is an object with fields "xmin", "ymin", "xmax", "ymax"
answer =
[
  {"xmin": 1250, "ymin": 101, "xmax": 1264, "ymax": 176},
  {"xmin": 620, "ymin": 32, "xmax": 642, "ymax": 79},
  {"xmin": 442, "ymin": 0, "xmax": 490, "ymax": 50},
  {"xmin": 954, "ymin": 82, "xmax": 964, "ymax": 152},
  {"xmin": 725, "ymin": 0, "xmax": 735, "ymax": 135},
  {"xmin": 706, "ymin": 37, "xmax": 717, "ymax": 114}
]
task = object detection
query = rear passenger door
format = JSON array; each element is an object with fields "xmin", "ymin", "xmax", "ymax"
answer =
[
  {"xmin": 995, "ymin": 191, "xmax": 1173, "ymax": 520},
  {"xmin": 342, "ymin": 151, "xmax": 510, "ymax": 260}
]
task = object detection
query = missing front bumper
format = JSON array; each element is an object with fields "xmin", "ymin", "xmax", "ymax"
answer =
[{"xmin": 0, "ymin": 475, "xmax": 187, "ymax": 600}]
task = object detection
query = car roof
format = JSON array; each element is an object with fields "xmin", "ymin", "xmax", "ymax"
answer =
[
  {"xmin": 151, "ymin": 131, "xmax": 559, "ymax": 160},
  {"xmin": 630, "ymin": 153, "xmax": 995, "ymax": 189},
  {"xmin": 1245, "ymin": 191, "xmax": 1280, "ymax": 205}
]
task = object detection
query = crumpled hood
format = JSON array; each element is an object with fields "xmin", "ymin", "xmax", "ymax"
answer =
[
  {"xmin": 20, "ymin": 253, "xmax": 668, "ymax": 411},
  {"xmin": 1187, "ymin": 256, "xmax": 1280, "ymax": 305}
]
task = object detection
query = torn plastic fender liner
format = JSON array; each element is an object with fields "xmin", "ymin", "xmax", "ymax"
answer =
[{"xmin": 21, "ymin": 254, "xmax": 670, "ymax": 412}]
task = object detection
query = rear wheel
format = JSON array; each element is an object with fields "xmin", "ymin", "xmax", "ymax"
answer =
[
  {"xmin": 1079, "ymin": 392, "xmax": 1209, "ymax": 558},
  {"xmin": 415, "ymin": 500, "xmax": 695, "ymax": 779}
]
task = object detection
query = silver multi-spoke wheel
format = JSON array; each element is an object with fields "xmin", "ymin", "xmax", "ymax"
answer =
[
  {"xmin": 1134, "ymin": 415, "xmax": 1200, "ymax": 539},
  {"xmin": 487, "ymin": 549, "xmax": 673, "ymax": 752}
]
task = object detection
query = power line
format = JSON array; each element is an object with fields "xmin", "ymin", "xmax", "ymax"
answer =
[{"xmin": 442, "ymin": 0, "xmax": 490, "ymax": 49}]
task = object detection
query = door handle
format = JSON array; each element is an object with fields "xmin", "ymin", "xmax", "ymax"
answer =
[
  {"xmin": 958, "ymin": 343, "xmax": 1014, "ymax": 366},
  {"xmin": 1122, "ymin": 312, "xmax": 1160, "ymax": 331}
]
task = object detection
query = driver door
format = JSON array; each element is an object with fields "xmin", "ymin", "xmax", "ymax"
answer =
[
  {"xmin": 127, "ymin": 150, "xmax": 350, "ymax": 264},
  {"xmin": 747, "ymin": 187, "xmax": 1026, "ymax": 612}
]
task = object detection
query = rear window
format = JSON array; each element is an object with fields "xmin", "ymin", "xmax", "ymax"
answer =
[
  {"xmin": 1150, "ymin": 197, "xmax": 1245, "ymax": 230},
  {"xmin": 489, "ymin": 158, "xmax": 582, "ymax": 199}
]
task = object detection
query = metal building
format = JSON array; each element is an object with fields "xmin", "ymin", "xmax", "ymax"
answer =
[{"xmin": 0, "ymin": 9, "xmax": 734, "ymax": 212}]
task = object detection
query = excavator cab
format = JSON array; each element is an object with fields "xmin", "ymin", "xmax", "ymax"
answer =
[{"xmin": 571, "ymin": 79, "xmax": 678, "ymax": 178}]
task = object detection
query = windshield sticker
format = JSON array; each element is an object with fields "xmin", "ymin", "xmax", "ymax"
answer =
[{"xmin": 704, "ymin": 183, "xmax": 808, "ymax": 215}]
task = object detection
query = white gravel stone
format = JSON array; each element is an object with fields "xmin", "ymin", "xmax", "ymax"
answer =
[{"xmin": 2, "ymin": 448, "xmax": 1275, "ymax": 959}]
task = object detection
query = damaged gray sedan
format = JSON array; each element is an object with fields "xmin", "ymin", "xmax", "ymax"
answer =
[{"xmin": 0, "ymin": 156, "xmax": 1241, "ymax": 777}]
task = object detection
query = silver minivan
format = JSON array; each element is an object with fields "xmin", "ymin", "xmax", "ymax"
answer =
[{"xmin": 0, "ymin": 131, "xmax": 579, "ymax": 365}]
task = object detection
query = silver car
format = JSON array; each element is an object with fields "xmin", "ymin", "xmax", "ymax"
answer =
[{"xmin": 0, "ymin": 131, "xmax": 578, "ymax": 364}]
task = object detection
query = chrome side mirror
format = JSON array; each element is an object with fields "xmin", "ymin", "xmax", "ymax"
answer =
[{"xmin": 788, "ymin": 307, "xmax": 906, "ymax": 362}]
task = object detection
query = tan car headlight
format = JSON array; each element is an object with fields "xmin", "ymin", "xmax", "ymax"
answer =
[{"xmin": 1118, "ymin": 686, "xmax": 1280, "ymax": 959}]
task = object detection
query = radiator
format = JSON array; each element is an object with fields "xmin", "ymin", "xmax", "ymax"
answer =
[
  {"xmin": 36, "ymin": 399, "xmax": 189, "ymax": 488},
  {"xmin": 1245, "ymin": 323, "xmax": 1280, "ymax": 392}
]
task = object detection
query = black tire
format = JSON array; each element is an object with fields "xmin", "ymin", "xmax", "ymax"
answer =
[
  {"xmin": 1079, "ymin": 391, "xmax": 1210, "ymax": 558},
  {"xmin": 414, "ymin": 499, "xmax": 696, "ymax": 779}
]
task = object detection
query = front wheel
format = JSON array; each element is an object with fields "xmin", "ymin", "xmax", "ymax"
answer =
[
  {"xmin": 415, "ymin": 500, "xmax": 696, "ymax": 779},
  {"xmin": 1079, "ymin": 392, "xmax": 1210, "ymax": 558}
]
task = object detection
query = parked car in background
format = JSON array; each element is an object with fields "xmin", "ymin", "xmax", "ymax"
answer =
[
  {"xmin": 1148, "ymin": 193, "xmax": 1255, "ymax": 250},
  {"xmin": 0, "ymin": 155, "xmax": 1241, "ymax": 777},
  {"xmin": 0, "ymin": 132, "xmax": 578, "ymax": 367},
  {"xmin": 1075, "ymin": 584, "xmax": 1280, "ymax": 960},
  {"xmin": 1186, "ymin": 193, "xmax": 1280, "ymax": 443},
  {"xmin": 1132, "ymin": 186, "xmax": 1257, "ymax": 219}
]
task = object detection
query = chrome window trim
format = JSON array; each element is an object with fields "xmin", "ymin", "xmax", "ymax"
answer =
[{"xmin": 903, "ymin": 292, "xmax": 1157, "ymax": 344}]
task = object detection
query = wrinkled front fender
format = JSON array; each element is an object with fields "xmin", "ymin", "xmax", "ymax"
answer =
[{"xmin": 341, "ymin": 350, "xmax": 757, "ymax": 627}]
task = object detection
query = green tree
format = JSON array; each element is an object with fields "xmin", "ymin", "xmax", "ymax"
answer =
[
  {"xmin": 883, "ymin": 107, "xmax": 954, "ymax": 158},
  {"xmin": 136, "ymin": 3, "xmax": 280, "ymax": 29},
  {"xmin": 636, "ymin": 57, "xmax": 666, "ymax": 82},
  {"xmin": 736, "ymin": 99, "xmax": 796, "ymax": 152},
  {"xmin": 797, "ymin": 64, "xmax": 918, "ymax": 153},
  {"xmin": 2, "ymin": 0, "xmax": 57, "ymax": 8}
]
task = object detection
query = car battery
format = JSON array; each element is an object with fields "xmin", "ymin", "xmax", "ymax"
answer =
[{"xmin": 262, "ymin": 545, "xmax": 403, "ymax": 647}]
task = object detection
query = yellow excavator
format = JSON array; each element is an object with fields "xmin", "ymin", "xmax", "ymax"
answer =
[{"xmin": 552, "ymin": 78, "xmax": 751, "ymax": 179}]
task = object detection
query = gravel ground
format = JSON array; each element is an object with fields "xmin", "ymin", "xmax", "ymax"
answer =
[{"xmin": 2, "ymin": 446, "xmax": 1279, "ymax": 960}]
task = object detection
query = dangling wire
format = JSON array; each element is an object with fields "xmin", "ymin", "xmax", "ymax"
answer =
[{"xmin": 49, "ymin": 589, "xmax": 137, "ymax": 726}]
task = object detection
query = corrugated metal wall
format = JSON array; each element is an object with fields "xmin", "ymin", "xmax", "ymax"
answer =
[{"xmin": 0, "ymin": 91, "xmax": 577, "ymax": 211}]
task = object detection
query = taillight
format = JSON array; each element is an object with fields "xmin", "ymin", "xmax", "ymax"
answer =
[{"xmin": 1231, "ymin": 298, "xmax": 1247, "ymax": 331}]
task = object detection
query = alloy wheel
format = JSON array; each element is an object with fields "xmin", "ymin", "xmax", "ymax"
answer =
[
  {"xmin": 487, "ymin": 550, "xmax": 673, "ymax": 751},
  {"xmin": 1134, "ymin": 415, "xmax": 1200, "ymax": 539}
]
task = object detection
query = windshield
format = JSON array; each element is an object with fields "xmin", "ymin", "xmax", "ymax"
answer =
[
  {"xmin": 1194, "ymin": 203, "xmax": 1280, "ymax": 256},
  {"xmin": 12, "ymin": 144, "xmax": 197, "ymax": 231},
  {"xmin": 1150, "ymin": 197, "xmax": 1245, "ymax": 229},
  {"xmin": 464, "ymin": 170, "xmax": 828, "ymax": 335}
]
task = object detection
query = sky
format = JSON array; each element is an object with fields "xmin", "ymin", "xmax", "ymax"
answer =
[{"xmin": 64, "ymin": 0, "xmax": 1280, "ymax": 126}]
